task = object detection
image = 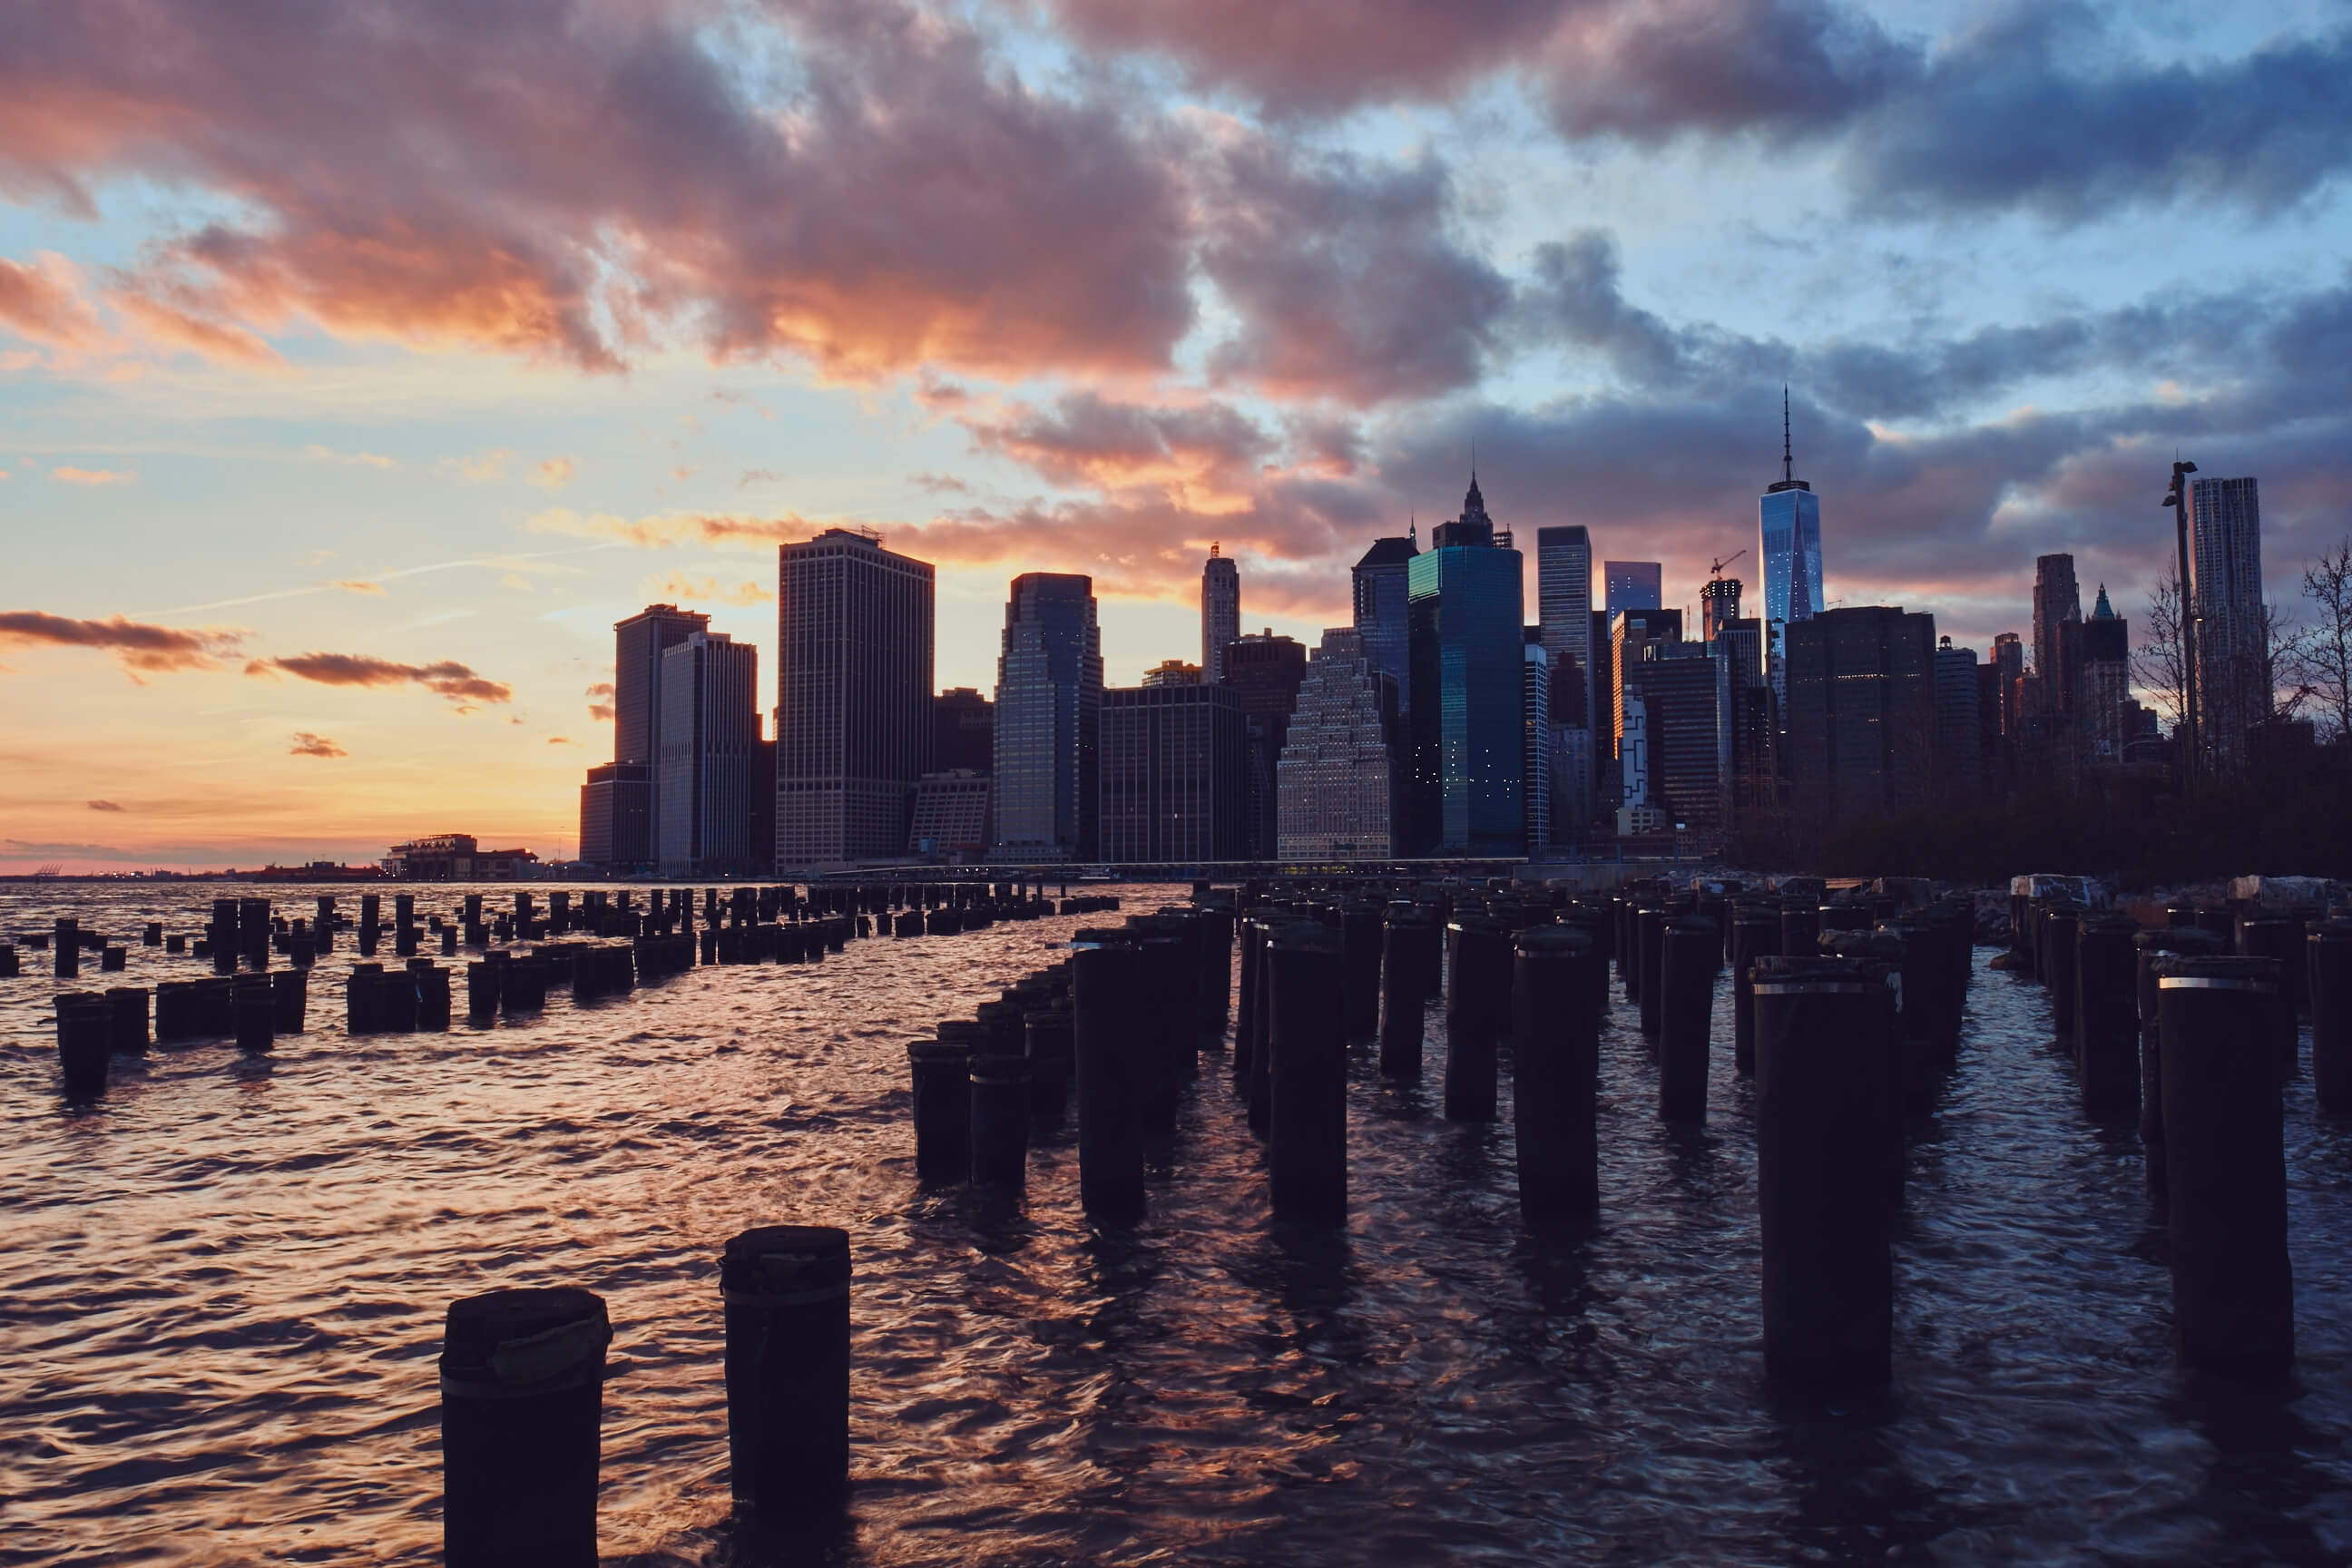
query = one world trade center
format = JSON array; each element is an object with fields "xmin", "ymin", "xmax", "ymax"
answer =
[{"xmin": 1759, "ymin": 388, "xmax": 1823, "ymax": 705}]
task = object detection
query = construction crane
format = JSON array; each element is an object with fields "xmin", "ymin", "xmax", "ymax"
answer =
[{"xmin": 1708, "ymin": 550, "xmax": 1746, "ymax": 581}]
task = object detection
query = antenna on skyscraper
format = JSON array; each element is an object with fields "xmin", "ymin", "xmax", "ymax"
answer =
[{"xmin": 1781, "ymin": 386, "xmax": 1793, "ymax": 485}]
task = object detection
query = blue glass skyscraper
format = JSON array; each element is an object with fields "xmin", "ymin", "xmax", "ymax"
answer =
[
  {"xmin": 992, "ymin": 573, "xmax": 1102, "ymax": 858},
  {"xmin": 1406, "ymin": 476, "xmax": 1525, "ymax": 857},
  {"xmin": 1759, "ymin": 390, "xmax": 1824, "ymax": 704}
]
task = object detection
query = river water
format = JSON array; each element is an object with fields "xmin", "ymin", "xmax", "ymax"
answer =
[{"xmin": 4, "ymin": 881, "xmax": 2349, "ymax": 1566}]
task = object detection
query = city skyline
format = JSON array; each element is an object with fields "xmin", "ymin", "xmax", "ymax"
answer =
[{"xmin": 5, "ymin": 2, "xmax": 2349, "ymax": 869}]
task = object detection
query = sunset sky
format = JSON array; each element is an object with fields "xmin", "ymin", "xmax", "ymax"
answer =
[{"xmin": 4, "ymin": 0, "xmax": 2349, "ymax": 870}]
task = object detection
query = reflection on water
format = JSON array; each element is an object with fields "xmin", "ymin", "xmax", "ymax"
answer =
[{"xmin": 4, "ymin": 883, "xmax": 2350, "ymax": 1565}]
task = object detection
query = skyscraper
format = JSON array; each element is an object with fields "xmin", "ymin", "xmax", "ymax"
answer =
[
  {"xmin": 932, "ymin": 687, "xmax": 994, "ymax": 774},
  {"xmin": 1783, "ymin": 606, "xmax": 1936, "ymax": 828},
  {"xmin": 1991, "ymin": 632, "xmax": 2024, "ymax": 737},
  {"xmin": 2082, "ymin": 586, "xmax": 2131, "ymax": 763},
  {"xmin": 1406, "ymin": 476, "xmax": 1525, "ymax": 857},
  {"xmin": 1628, "ymin": 642, "xmax": 1721, "ymax": 835},
  {"xmin": 1277, "ymin": 627, "xmax": 1402, "ymax": 860},
  {"xmin": 1604, "ymin": 561, "xmax": 1663, "ymax": 613},
  {"xmin": 1712, "ymin": 615, "xmax": 1772, "ymax": 826},
  {"xmin": 1537, "ymin": 524, "xmax": 1593, "ymax": 848},
  {"xmin": 1220, "ymin": 630, "xmax": 1307, "ymax": 861},
  {"xmin": 776, "ymin": 527, "xmax": 935, "ymax": 867},
  {"xmin": 1100, "ymin": 682, "xmax": 1247, "ymax": 862},
  {"xmin": 657, "ymin": 631, "xmax": 760, "ymax": 875},
  {"xmin": 1352, "ymin": 530, "xmax": 1418, "ymax": 714},
  {"xmin": 1611, "ymin": 606, "xmax": 1682, "ymax": 764},
  {"xmin": 1523, "ymin": 632, "xmax": 1551, "ymax": 855},
  {"xmin": 1759, "ymin": 392, "xmax": 1825, "ymax": 707},
  {"xmin": 992, "ymin": 573, "xmax": 1102, "ymax": 858},
  {"xmin": 2032, "ymin": 553, "xmax": 2082, "ymax": 711},
  {"xmin": 2189, "ymin": 475, "xmax": 2266, "ymax": 768},
  {"xmin": 1933, "ymin": 637, "xmax": 1981, "ymax": 808},
  {"xmin": 1700, "ymin": 575, "xmax": 1743, "ymax": 647},
  {"xmin": 1201, "ymin": 545, "xmax": 1240, "ymax": 684},
  {"xmin": 578, "ymin": 762, "xmax": 650, "ymax": 870},
  {"xmin": 606, "ymin": 603, "xmax": 708, "ymax": 864}
]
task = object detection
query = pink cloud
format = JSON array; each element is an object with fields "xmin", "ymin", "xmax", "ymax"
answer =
[
  {"xmin": 247, "ymin": 652, "xmax": 512, "ymax": 704},
  {"xmin": 0, "ymin": 253, "xmax": 102, "ymax": 347},
  {"xmin": 0, "ymin": 610, "xmax": 244, "ymax": 674},
  {"xmin": 0, "ymin": 1, "xmax": 1195, "ymax": 382}
]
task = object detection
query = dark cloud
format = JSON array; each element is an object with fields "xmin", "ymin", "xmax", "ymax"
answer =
[
  {"xmin": 964, "ymin": 392, "xmax": 1275, "ymax": 495},
  {"xmin": 1041, "ymin": 0, "xmax": 2352, "ymax": 222},
  {"xmin": 1200, "ymin": 140, "xmax": 1512, "ymax": 403},
  {"xmin": 248, "ymin": 653, "xmax": 512, "ymax": 703},
  {"xmin": 86, "ymin": 799, "xmax": 123, "ymax": 811},
  {"xmin": 1518, "ymin": 227, "xmax": 2343, "ymax": 426},
  {"xmin": 1037, "ymin": 0, "xmax": 1560, "ymax": 113},
  {"xmin": 289, "ymin": 731, "xmax": 347, "ymax": 758},
  {"xmin": 0, "ymin": 611, "xmax": 245, "ymax": 673}
]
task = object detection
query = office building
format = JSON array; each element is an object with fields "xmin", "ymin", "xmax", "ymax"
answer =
[
  {"xmin": 2189, "ymin": 475, "xmax": 2266, "ymax": 768},
  {"xmin": 1783, "ymin": 606, "xmax": 1936, "ymax": 827},
  {"xmin": 1934, "ymin": 637, "xmax": 1981, "ymax": 807},
  {"xmin": 2032, "ymin": 553, "xmax": 2082, "ymax": 718},
  {"xmin": 1537, "ymin": 524, "xmax": 1593, "ymax": 848},
  {"xmin": 1976, "ymin": 662, "xmax": 2013, "ymax": 800},
  {"xmin": 1142, "ymin": 659, "xmax": 1202, "ymax": 688},
  {"xmin": 657, "ymin": 631, "xmax": 760, "ymax": 875},
  {"xmin": 2082, "ymin": 586, "xmax": 2131, "ymax": 764},
  {"xmin": 933, "ymin": 687, "xmax": 994, "ymax": 774},
  {"xmin": 1610, "ymin": 607, "xmax": 1683, "ymax": 765},
  {"xmin": 610, "ymin": 603, "xmax": 709, "ymax": 861},
  {"xmin": 1759, "ymin": 396, "xmax": 1824, "ymax": 708},
  {"xmin": 1201, "ymin": 545, "xmax": 1240, "ymax": 683},
  {"xmin": 1604, "ymin": 561, "xmax": 1663, "ymax": 614},
  {"xmin": 776, "ymin": 528, "xmax": 935, "ymax": 867},
  {"xmin": 1615, "ymin": 692, "xmax": 1666, "ymax": 836},
  {"xmin": 1221, "ymin": 631, "xmax": 1308, "ymax": 861},
  {"xmin": 1277, "ymin": 627, "xmax": 1402, "ymax": 860},
  {"xmin": 1100, "ymin": 682, "xmax": 1247, "ymax": 863},
  {"xmin": 1990, "ymin": 633, "xmax": 2024, "ymax": 737},
  {"xmin": 992, "ymin": 573, "xmax": 1102, "ymax": 858},
  {"xmin": 1629, "ymin": 642, "xmax": 1721, "ymax": 835},
  {"xmin": 908, "ymin": 770, "xmax": 991, "ymax": 858},
  {"xmin": 1700, "ymin": 575, "xmax": 1743, "ymax": 648},
  {"xmin": 1523, "ymin": 631, "xmax": 1551, "ymax": 855},
  {"xmin": 1352, "ymin": 530, "xmax": 1418, "ymax": 714},
  {"xmin": 1590, "ymin": 609, "xmax": 1620, "ymax": 810},
  {"xmin": 1407, "ymin": 476, "xmax": 1526, "ymax": 857},
  {"xmin": 1713, "ymin": 616, "xmax": 1773, "ymax": 823},
  {"xmin": 578, "ymin": 761, "xmax": 650, "ymax": 870}
]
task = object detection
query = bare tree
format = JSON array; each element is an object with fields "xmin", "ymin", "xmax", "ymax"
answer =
[
  {"xmin": 2297, "ymin": 535, "xmax": 2352, "ymax": 747},
  {"xmin": 2132, "ymin": 561, "xmax": 2188, "ymax": 735},
  {"xmin": 2258, "ymin": 600, "xmax": 2315, "ymax": 723}
]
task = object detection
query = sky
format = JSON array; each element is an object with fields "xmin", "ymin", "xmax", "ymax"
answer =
[{"xmin": 3, "ymin": 0, "xmax": 2349, "ymax": 871}]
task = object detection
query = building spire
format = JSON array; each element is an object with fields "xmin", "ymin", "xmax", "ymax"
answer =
[{"xmin": 1781, "ymin": 385, "xmax": 1793, "ymax": 485}]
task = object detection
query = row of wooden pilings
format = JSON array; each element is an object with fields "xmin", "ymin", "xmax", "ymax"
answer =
[{"xmin": 2005, "ymin": 889, "xmax": 2352, "ymax": 1382}]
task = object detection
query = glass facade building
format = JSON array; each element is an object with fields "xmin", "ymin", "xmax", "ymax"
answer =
[
  {"xmin": 1406, "ymin": 485, "xmax": 1525, "ymax": 857},
  {"xmin": 1603, "ymin": 561, "xmax": 1662, "ymax": 614},
  {"xmin": 656, "ymin": 630, "xmax": 760, "ymax": 876},
  {"xmin": 2189, "ymin": 475, "xmax": 2265, "ymax": 769},
  {"xmin": 1351, "ymin": 532, "xmax": 1418, "ymax": 716},
  {"xmin": 1759, "ymin": 480, "xmax": 1823, "ymax": 706},
  {"xmin": 992, "ymin": 573, "xmax": 1101, "ymax": 858}
]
